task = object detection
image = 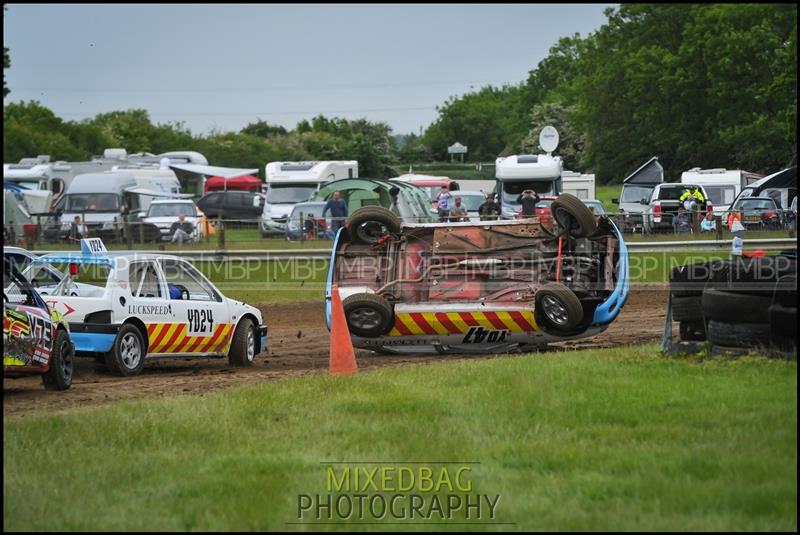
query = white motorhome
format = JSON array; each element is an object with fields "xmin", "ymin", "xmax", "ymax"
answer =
[
  {"xmin": 111, "ymin": 164, "xmax": 183, "ymax": 216},
  {"xmin": 495, "ymin": 154, "xmax": 563, "ymax": 219},
  {"xmin": 3, "ymin": 160, "xmax": 55, "ymax": 214},
  {"xmin": 561, "ymin": 170, "xmax": 596, "ymax": 200},
  {"xmin": 260, "ymin": 160, "xmax": 358, "ymax": 236},
  {"xmin": 680, "ymin": 168, "xmax": 763, "ymax": 215}
]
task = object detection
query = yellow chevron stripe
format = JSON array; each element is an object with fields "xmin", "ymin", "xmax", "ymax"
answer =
[
  {"xmin": 471, "ymin": 312, "xmax": 497, "ymax": 332},
  {"xmin": 164, "ymin": 325, "xmax": 189, "ymax": 353},
  {"xmin": 396, "ymin": 314, "xmax": 426, "ymax": 336},
  {"xmin": 216, "ymin": 324, "xmax": 234, "ymax": 353},
  {"xmin": 154, "ymin": 323, "xmax": 180, "ymax": 352},
  {"xmin": 445, "ymin": 312, "xmax": 471, "ymax": 334},
  {"xmin": 494, "ymin": 311, "xmax": 522, "ymax": 332},
  {"xmin": 420, "ymin": 312, "xmax": 450, "ymax": 335}
]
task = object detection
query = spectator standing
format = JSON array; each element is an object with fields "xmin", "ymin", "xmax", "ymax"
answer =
[
  {"xmin": 322, "ymin": 191, "xmax": 348, "ymax": 234},
  {"xmin": 700, "ymin": 211, "xmax": 717, "ymax": 232},
  {"xmin": 478, "ymin": 194, "xmax": 500, "ymax": 221},
  {"xmin": 672, "ymin": 209, "xmax": 692, "ymax": 234},
  {"xmin": 435, "ymin": 186, "xmax": 452, "ymax": 222},
  {"xmin": 68, "ymin": 216, "xmax": 87, "ymax": 242},
  {"xmin": 516, "ymin": 189, "xmax": 540, "ymax": 217}
]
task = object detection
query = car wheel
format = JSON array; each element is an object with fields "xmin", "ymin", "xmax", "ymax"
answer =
[
  {"xmin": 534, "ymin": 282, "xmax": 584, "ymax": 332},
  {"xmin": 550, "ymin": 193, "xmax": 598, "ymax": 238},
  {"xmin": 105, "ymin": 324, "xmax": 146, "ymax": 376},
  {"xmin": 346, "ymin": 207, "xmax": 401, "ymax": 245},
  {"xmin": 228, "ymin": 318, "xmax": 255, "ymax": 366},
  {"xmin": 706, "ymin": 320, "xmax": 770, "ymax": 348},
  {"xmin": 342, "ymin": 293, "xmax": 394, "ymax": 337},
  {"xmin": 42, "ymin": 328, "xmax": 73, "ymax": 390}
]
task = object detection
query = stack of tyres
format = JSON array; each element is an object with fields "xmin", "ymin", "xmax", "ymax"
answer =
[
  {"xmin": 669, "ymin": 259, "xmax": 730, "ymax": 342},
  {"xmin": 704, "ymin": 254, "xmax": 797, "ymax": 355}
]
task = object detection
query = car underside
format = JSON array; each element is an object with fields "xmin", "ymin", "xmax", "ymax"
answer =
[{"xmin": 328, "ymin": 194, "xmax": 628, "ymax": 353}]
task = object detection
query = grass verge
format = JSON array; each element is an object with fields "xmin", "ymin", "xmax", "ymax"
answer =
[{"xmin": 4, "ymin": 345, "xmax": 796, "ymax": 531}]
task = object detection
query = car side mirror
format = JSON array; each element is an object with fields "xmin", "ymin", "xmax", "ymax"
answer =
[{"xmin": 611, "ymin": 198, "xmax": 619, "ymax": 204}]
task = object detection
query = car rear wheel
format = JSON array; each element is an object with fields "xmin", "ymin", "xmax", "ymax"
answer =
[
  {"xmin": 228, "ymin": 318, "xmax": 256, "ymax": 366},
  {"xmin": 550, "ymin": 193, "xmax": 598, "ymax": 238},
  {"xmin": 42, "ymin": 328, "xmax": 73, "ymax": 390},
  {"xmin": 535, "ymin": 283, "xmax": 584, "ymax": 332},
  {"xmin": 342, "ymin": 293, "xmax": 394, "ymax": 337},
  {"xmin": 105, "ymin": 324, "xmax": 146, "ymax": 376},
  {"xmin": 346, "ymin": 207, "xmax": 401, "ymax": 245}
]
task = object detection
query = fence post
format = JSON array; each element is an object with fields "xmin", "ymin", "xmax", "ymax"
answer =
[
  {"xmin": 691, "ymin": 205, "xmax": 701, "ymax": 234},
  {"xmin": 217, "ymin": 214, "xmax": 225, "ymax": 249},
  {"xmin": 715, "ymin": 215, "xmax": 723, "ymax": 240},
  {"xmin": 299, "ymin": 212, "xmax": 305, "ymax": 242},
  {"xmin": 123, "ymin": 214, "xmax": 132, "ymax": 250}
]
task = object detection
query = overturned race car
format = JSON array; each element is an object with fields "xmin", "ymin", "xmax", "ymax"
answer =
[{"xmin": 326, "ymin": 193, "xmax": 628, "ymax": 354}]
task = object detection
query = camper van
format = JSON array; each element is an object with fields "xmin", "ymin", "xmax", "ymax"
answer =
[
  {"xmin": 260, "ymin": 160, "xmax": 358, "ymax": 236},
  {"xmin": 495, "ymin": 154, "xmax": 563, "ymax": 219},
  {"xmin": 110, "ymin": 164, "xmax": 183, "ymax": 217},
  {"xmin": 49, "ymin": 171, "xmax": 139, "ymax": 241},
  {"xmin": 680, "ymin": 168, "xmax": 763, "ymax": 215}
]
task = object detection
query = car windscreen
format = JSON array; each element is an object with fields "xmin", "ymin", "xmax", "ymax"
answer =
[
  {"xmin": 620, "ymin": 185, "xmax": 654, "ymax": 203},
  {"xmin": 147, "ymin": 203, "xmax": 197, "ymax": 217},
  {"xmin": 290, "ymin": 204, "xmax": 325, "ymax": 218},
  {"xmin": 584, "ymin": 201, "xmax": 605, "ymax": 214},
  {"xmin": 455, "ymin": 195, "xmax": 485, "ymax": 212},
  {"xmin": 501, "ymin": 181, "xmax": 555, "ymax": 204},
  {"xmin": 63, "ymin": 193, "xmax": 119, "ymax": 213},
  {"xmin": 736, "ymin": 199, "xmax": 776, "ymax": 211},
  {"xmin": 266, "ymin": 185, "xmax": 317, "ymax": 204}
]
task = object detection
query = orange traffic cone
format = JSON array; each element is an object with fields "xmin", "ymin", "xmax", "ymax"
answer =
[{"xmin": 329, "ymin": 284, "xmax": 358, "ymax": 376}]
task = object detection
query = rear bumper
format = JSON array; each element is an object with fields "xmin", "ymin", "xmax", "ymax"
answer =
[{"xmin": 70, "ymin": 323, "xmax": 120, "ymax": 353}]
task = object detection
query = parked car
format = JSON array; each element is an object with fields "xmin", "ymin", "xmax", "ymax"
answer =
[
  {"xmin": 326, "ymin": 194, "xmax": 628, "ymax": 354},
  {"xmin": 196, "ymin": 191, "xmax": 265, "ymax": 225},
  {"xmin": 449, "ymin": 191, "xmax": 488, "ymax": 222},
  {"xmin": 727, "ymin": 197, "xmax": 783, "ymax": 230},
  {"xmin": 141, "ymin": 199, "xmax": 201, "ymax": 242},
  {"xmin": 643, "ymin": 183, "xmax": 711, "ymax": 233},
  {"xmin": 4, "ymin": 247, "xmax": 64, "ymax": 288},
  {"xmin": 3, "ymin": 257, "xmax": 74, "ymax": 390},
  {"xmin": 582, "ymin": 199, "xmax": 606, "ymax": 215},
  {"xmin": 787, "ymin": 196, "xmax": 797, "ymax": 230},
  {"xmin": 285, "ymin": 202, "xmax": 328, "ymax": 241},
  {"xmin": 23, "ymin": 239, "xmax": 268, "ymax": 376}
]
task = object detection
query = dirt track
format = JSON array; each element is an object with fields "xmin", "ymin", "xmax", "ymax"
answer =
[{"xmin": 4, "ymin": 286, "xmax": 670, "ymax": 418}]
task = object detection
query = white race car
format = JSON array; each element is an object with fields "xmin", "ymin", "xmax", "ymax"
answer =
[{"xmin": 25, "ymin": 239, "xmax": 267, "ymax": 376}]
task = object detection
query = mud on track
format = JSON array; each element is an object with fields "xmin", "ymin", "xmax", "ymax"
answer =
[{"xmin": 4, "ymin": 286, "xmax": 670, "ymax": 418}]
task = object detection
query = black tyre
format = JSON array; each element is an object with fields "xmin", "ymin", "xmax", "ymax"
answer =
[
  {"xmin": 42, "ymin": 328, "xmax": 73, "ymax": 390},
  {"xmin": 346, "ymin": 207, "xmax": 401, "ymax": 245},
  {"xmin": 342, "ymin": 293, "xmax": 394, "ymax": 337},
  {"xmin": 707, "ymin": 320, "xmax": 770, "ymax": 348},
  {"xmin": 669, "ymin": 260, "xmax": 730, "ymax": 297},
  {"xmin": 769, "ymin": 304, "xmax": 797, "ymax": 352},
  {"xmin": 550, "ymin": 193, "xmax": 597, "ymax": 237},
  {"xmin": 679, "ymin": 321, "xmax": 706, "ymax": 341},
  {"xmin": 671, "ymin": 295, "xmax": 703, "ymax": 322},
  {"xmin": 702, "ymin": 289, "xmax": 772, "ymax": 323},
  {"xmin": 228, "ymin": 318, "xmax": 256, "ymax": 366},
  {"xmin": 105, "ymin": 323, "xmax": 146, "ymax": 376},
  {"xmin": 535, "ymin": 282, "xmax": 584, "ymax": 332},
  {"xmin": 721, "ymin": 256, "xmax": 798, "ymax": 296}
]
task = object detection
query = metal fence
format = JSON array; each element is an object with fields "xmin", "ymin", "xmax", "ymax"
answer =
[{"xmin": 4, "ymin": 209, "xmax": 797, "ymax": 251}]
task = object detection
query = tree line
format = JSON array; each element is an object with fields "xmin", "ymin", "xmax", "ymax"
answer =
[{"xmin": 4, "ymin": 4, "xmax": 796, "ymax": 183}]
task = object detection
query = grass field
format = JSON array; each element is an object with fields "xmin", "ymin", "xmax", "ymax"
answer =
[{"xmin": 4, "ymin": 345, "xmax": 796, "ymax": 531}]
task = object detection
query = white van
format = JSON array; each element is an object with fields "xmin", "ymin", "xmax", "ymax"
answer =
[
  {"xmin": 561, "ymin": 170, "xmax": 596, "ymax": 200},
  {"xmin": 260, "ymin": 160, "xmax": 358, "ymax": 236},
  {"xmin": 111, "ymin": 164, "xmax": 183, "ymax": 216},
  {"xmin": 680, "ymin": 168, "xmax": 763, "ymax": 215}
]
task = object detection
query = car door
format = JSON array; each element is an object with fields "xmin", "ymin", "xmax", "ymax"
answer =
[
  {"xmin": 3, "ymin": 263, "xmax": 54, "ymax": 369},
  {"xmin": 124, "ymin": 259, "xmax": 173, "ymax": 355},
  {"xmin": 157, "ymin": 258, "xmax": 232, "ymax": 355}
]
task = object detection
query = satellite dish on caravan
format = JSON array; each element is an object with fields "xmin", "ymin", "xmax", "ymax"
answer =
[{"xmin": 539, "ymin": 126, "xmax": 559, "ymax": 154}]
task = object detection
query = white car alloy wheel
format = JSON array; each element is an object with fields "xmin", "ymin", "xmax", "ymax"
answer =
[{"xmin": 120, "ymin": 332, "xmax": 143, "ymax": 370}]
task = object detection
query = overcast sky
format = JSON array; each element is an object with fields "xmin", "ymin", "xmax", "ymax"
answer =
[{"xmin": 4, "ymin": 3, "xmax": 615, "ymax": 136}]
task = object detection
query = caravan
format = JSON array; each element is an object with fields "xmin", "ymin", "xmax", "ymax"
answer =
[
  {"xmin": 680, "ymin": 168, "xmax": 763, "ymax": 215},
  {"xmin": 260, "ymin": 160, "xmax": 358, "ymax": 236}
]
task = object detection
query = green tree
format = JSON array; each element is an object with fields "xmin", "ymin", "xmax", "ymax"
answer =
[
  {"xmin": 4, "ymin": 5, "xmax": 9, "ymax": 98},
  {"xmin": 520, "ymin": 102, "xmax": 585, "ymax": 171}
]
